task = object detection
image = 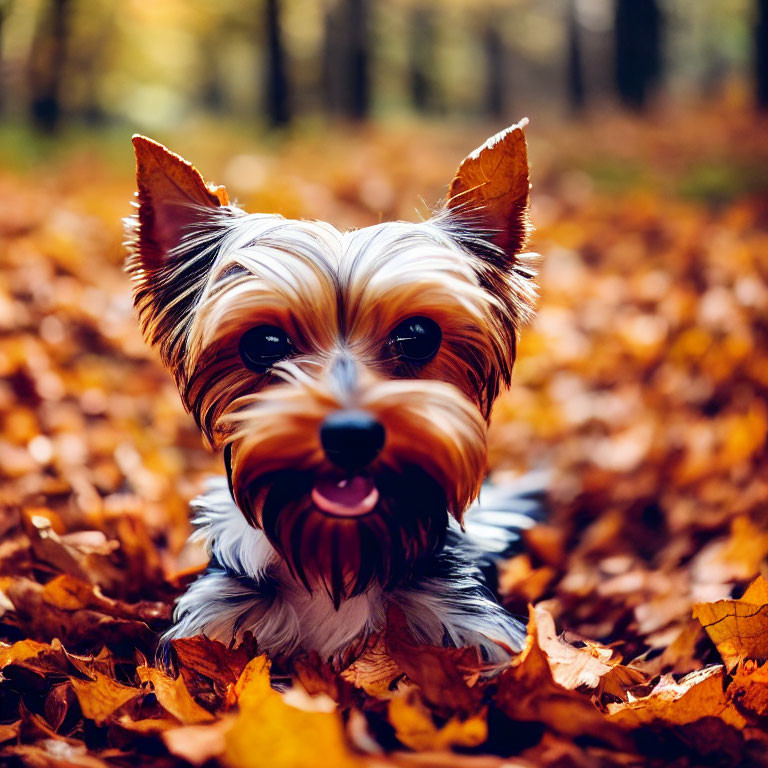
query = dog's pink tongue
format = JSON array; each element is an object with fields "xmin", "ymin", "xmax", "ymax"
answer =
[{"xmin": 312, "ymin": 476, "xmax": 379, "ymax": 518}]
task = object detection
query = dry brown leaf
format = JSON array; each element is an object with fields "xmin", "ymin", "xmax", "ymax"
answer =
[
  {"xmin": 385, "ymin": 604, "xmax": 483, "ymax": 716},
  {"xmin": 340, "ymin": 634, "xmax": 403, "ymax": 698},
  {"xmin": 727, "ymin": 661, "xmax": 768, "ymax": 721},
  {"xmin": 606, "ymin": 666, "xmax": 746, "ymax": 728},
  {"xmin": 137, "ymin": 664, "xmax": 215, "ymax": 725},
  {"xmin": 692, "ymin": 575, "xmax": 768, "ymax": 670},
  {"xmin": 0, "ymin": 638, "xmax": 51, "ymax": 670},
  {"xmin": 70, "ymin": 672, "xmax": 140, "ymax": 725},
  {"xmin": 171, "ymin": 635, "xmax": 252, "ymax": 690},
  {"xmin": 495, "ymin": 607, "xmax": 625, "ymax": 746},
  {"xmin": 534, "ymin": 605, "xmax": 614, "ymax": 690}
]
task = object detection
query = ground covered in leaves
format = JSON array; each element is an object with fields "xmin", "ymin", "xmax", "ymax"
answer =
[{"xmin": 1, "ymin": 108, "xmax": 768, "ymax": 767}]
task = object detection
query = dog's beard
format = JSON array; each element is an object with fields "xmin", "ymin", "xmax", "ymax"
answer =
[{"xmin": 236, "ymin": 465, "xmax": 448, "ymax": 607}]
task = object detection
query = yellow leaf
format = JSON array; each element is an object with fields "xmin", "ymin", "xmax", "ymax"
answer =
[
  {"xmin": 388, "ymin": 692, "xmax": 486, "ymax": 751},
  {"xmin": 224, "ymin": 655, "xmax": 363, "ymax": 768},
  {"xmin": 137, "ymin": 665, "xmax": 215, "ymax": 725},
  {"xmin": 0, "ymin": 639, "xmax": 50, "ymax": 669}
]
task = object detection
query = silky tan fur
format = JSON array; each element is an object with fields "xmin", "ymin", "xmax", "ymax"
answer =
[{"xmin": 125, "ymin": 123, "xmax": 540, "ymax": 665}]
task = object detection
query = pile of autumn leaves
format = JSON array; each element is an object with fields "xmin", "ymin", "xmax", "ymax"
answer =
[{"xmin": 2, "ymin": 111, "xmax": 768, "ymax": 767}]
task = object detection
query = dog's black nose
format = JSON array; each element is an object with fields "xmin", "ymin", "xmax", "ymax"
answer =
[{"xmin": 320, "ymin": 410, "xmax": 385, "ymax": 471}]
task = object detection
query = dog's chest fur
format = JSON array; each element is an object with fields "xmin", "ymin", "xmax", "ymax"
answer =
[{"xmin": 165, "ymin": 478, "xmax": 533, "ymax": 665}]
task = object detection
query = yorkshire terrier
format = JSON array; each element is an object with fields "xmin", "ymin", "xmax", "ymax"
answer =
[{"xmin": 125, "ymin": 121, "xmax": 543, "ymax": 666}]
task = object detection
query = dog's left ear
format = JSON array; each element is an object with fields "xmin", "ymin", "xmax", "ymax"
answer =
[{"xmin": 441, "ymin": 119, "xmax": 530, "ymax": 267}]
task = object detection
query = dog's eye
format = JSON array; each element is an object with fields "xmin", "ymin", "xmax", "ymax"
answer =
[
  {"xmin": 389, "ymin": 316, "xmax": 442, "ymax": 364},
  {"xmin": 239, "ymin": 325, "xmax": 294, "ymax": 372}
]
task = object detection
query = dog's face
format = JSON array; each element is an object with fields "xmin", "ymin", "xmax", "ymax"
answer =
[{"xmin": 125, "ymin": 125, "xmax": 536, "ymax": 605}]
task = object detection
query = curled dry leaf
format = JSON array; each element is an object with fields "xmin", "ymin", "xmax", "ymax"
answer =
[
  {"xmin": 727, "ymin": 661, "xmax": 768, "ymax": 722},
  {"xmin": 137, "ymin": 665, "xmax": 215, "ymax": 725},
  {"xmin": 606, "ymin": 666, "xmax": 746, "ymax": 729},
  {"xmin": 692, "ymin": 575, "xmax": 768, "ymax": 671},
  {"xmin": 70, "ymin": 672, "xmax": 140, "ymax": 725},
  {"xmin": 495, "ymin": 607, "xmax": 626, "ymax": 747},
  {"xmin": 171, "ymin": 635, "xmax": 252, "ymax": 693},
  {"xmin": 340, "ymin": 634, "xmax": 403, "ymax": 698}
]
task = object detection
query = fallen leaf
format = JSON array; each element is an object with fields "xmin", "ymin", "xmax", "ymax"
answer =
[
  {"xmin": 162, "ymin": 718, "xmax": 235, "ymax": 766},
  {"xmin": 534, "ymin": 605, "xmax": 614, "ymax": 690},
  {"xmin": 224, "ymin": 655, "xmax": 364, "ymax": 768},
  {"xmin": 692, "ymin": 575, "xmax": 768, "ymax": 670},
  {"xmin": 340, "ymin": 634, "xmax": 403, "ymax": 698},
  {"xmin": 0, "ymin": 639, "xmax": 51, "ymax": 670},
  {"xmin": 389, "ymin": 690, "xmax": 487, "ymax": 751},
  {"xmin": 171, "ymin": 635, "xmax": 252, "ymax": 693},
  {"xmin": 495, "ymin": 607, "xmax": 625, "ymax": 745},
  {"xmin": 70, "ymin": 672, "xmax": 140, "ymax": 725},
  {"xmin": 385, "ymin": 604, "xmax": 483, "ymax": 716},
  {"xmin": 137, "ymin": 665, "xmax": 215, "ymax": 724},
  {"xmin": 606, "ymin": 666, "xmax": 746, "ymax": 728},
  {"xmin": 727, "ymin": 660, "xmax": 768, "ymax": 721}
]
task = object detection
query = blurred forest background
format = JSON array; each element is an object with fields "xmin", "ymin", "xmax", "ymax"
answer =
[{"xmin": 0, "ymin": 0, "xmax": 766, "ymax": 134}]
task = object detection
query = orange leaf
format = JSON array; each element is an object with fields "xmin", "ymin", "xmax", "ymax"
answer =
[
  {"xmin": 607, "ymin": 666, "xmax": 746, "ymax": 729},
  {"xmin": 137, "ymin": 665, "xmax": 215, "ymax": 725},
  {"xmin": 70, "ymin": 672, "xmax": 140, "ymax": 725},
  {"xmin": 340, "ymin": 634, "xmax": 403, "ymax": 698},
  {"xmin": 693, "ymin": 575, "xmax": 768, "ymax": 670}
]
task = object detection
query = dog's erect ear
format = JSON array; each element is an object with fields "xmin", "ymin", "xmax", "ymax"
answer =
[
  {"xmin": 442, "ymin": 119, "xmax": 530, "ymax": 266},
  {"xmin": 126, "ymin": 137, "xmax": 236, "ymax": 377},
  {"xmin": 132, "ymin": 135, "xmax": 229, "ymax": 268}
]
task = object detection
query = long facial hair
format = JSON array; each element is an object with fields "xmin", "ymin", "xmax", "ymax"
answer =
[
  {"xmin": 224, "ymin": 361, "xmax": 489, "ymax": 606},
  {"xmin": 127, "ymin": 208, "xmax": 537, "ymax": 604}
]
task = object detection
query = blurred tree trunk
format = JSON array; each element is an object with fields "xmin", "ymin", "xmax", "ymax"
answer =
[
  {"xmin": 0, "ymin": 0, "xmax": 12, "ymax": 116},
  {"xmin": 322, "ymin": 4, "xmax": 342, "ymax": 114},
  {"xmin": 321, "ymin": 0, "xmax": 370, "ymax": 120},
  {"xmin": 28, "ymin": 0, "xmax": 72, "ymax": 131},
  {"xmin": 567, "ymin": 0, "xmax": 586, "ymax": 113},
  {"xmin": 758, "ymin": 0, "xmax": 768, "ymax": 110},
  {"xmin": 408, "ymin": 6, "xmax": 437, "ymax": 113},
  {"xmin": 345, "ymin": 0, "xmax": 370, "ymax": 120},
  {"xmin": 614, "ymin": 0, "xmax": 662, "ymax": 110},
  {"xmin": 200, "ymin": 27, "xmax": 226, "ymax": 114},
  {"xmin": 484, "ymin": 21, "xmax": 506, "ymax": 119},
  {"xmin": 265, "ymin": 0, "xmax": 290, "ymax": 126}
]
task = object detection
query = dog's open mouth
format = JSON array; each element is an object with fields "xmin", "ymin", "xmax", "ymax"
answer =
[
  {"xmin": 311, "ymin": 475, "xmax": 379, "ymax": 518},
  {"xmin": 242, "ymin": 465, "xmax": 449, "ymax": 603}
]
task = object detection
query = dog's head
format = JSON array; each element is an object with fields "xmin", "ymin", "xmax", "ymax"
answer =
[{"xmin": 125, "ymin": 125, "xmax": 536, "ymax": 605}]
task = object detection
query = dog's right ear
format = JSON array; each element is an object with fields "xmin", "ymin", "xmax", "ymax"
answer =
[
  {"xmin": 131, "ymin": 135, "xmax": 229, "ymax": 269},
  {"xmin": 126, "ymin": 137, "xmax": 235, "ymax": 374}
]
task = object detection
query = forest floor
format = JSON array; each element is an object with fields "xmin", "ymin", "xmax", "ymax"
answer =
[{"xmin": 1, "ymin": 107, "xmax": 768, "ymax": 767}]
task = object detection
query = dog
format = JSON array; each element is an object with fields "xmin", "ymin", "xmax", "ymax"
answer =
[{"xmin": 125, "ymin": 121, "xmax": 543, "ymax": 666}]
